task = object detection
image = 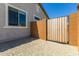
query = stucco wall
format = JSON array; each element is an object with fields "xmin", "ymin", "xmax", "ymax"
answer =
[
  {"xmin": 0, "ymin": 4, "xmax": 5, "ymax": 27},
  {"xmin": 0, "ymin": 3, "xmax": 46, "ymax": 43},
  {"xmin": 35, "ymin": 5, "xmax": 46, "ymax": 19}
]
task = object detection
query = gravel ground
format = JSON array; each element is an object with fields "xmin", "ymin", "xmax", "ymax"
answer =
[{"xmin": 0, "ymin": 38, "xmax": 78, "ymax": 56}]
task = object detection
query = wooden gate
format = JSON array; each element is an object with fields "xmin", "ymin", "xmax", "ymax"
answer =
[
  {"xmin": 47, "ymin": 16, "xmax": 69, "ymax": 43},
  {"xmin": 30, "ymin": 19, "xmax": 46, "ymax": 40}
]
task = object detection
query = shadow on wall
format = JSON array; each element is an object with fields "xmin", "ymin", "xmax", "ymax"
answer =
[{"xmin": 0, "ymin": 37, "xmax": 37, "ymax": 52}]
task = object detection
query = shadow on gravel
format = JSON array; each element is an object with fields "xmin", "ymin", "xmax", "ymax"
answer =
[{"xmin": 0, "ymin": 37, "xmax": 37, "ymax": 52}]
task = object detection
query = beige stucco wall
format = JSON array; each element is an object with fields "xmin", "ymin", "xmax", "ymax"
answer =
[
  {"xmin": 35, "ymin": 5, "xmax": 46, "ymax": 19},
  {"xmin": 0, "ymin": 4, "xmax": 5, "ymax": 27},
  {"xmin": 0, "ymin": 3, "xmax": 46, "ymax": 43}
]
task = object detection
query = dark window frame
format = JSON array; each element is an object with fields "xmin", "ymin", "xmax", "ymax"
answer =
[{"xmin": 34, "ymin": 15, "xmax": 41, "ymax": 20}]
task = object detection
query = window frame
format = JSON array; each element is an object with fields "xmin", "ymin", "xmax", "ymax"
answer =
[{"xmin": 5, "ymin": 4, "xmax": 28, "ymax": 28}]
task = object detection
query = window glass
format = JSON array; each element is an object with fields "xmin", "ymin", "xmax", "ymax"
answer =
[
  {"xmin": 8, "ymin": 7, "xmax": 18, "ymax": 26},
  {"xmin": 19, "ymin": 11, "xmax": 26, "ymax": 26},
  {"xmin": 8, "ymin": 6, "xmax": 27, "ymax": 27}
]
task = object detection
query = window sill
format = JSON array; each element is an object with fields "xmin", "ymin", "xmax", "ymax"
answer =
[{"xmin": 3, "ymin": 26, "xmax": 28, "ymax": 28}]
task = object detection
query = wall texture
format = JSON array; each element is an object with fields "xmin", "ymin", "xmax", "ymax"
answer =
[{"xmin": 0, "ymin": 3, "xmax": 46, "ymax": 43}]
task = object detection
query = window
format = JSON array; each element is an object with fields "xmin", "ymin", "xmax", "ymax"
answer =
[
  {"xmin": 19, "ymin": 11, "xmax": 26, "ymax": 26},
  {"xmin": 34, "ymin": 15, "xmax": 41, "ymax": 20},
  {"xmin": 8, "ymin": 7, "xmax": 18, "ymax": 26},
  {"xmin": 8, "ymin": 5, "xmax": 27, "ymax": 27}
]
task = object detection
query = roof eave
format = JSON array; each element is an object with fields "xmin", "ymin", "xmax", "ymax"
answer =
[{"xmin": 38, "ymin": 3, "xmax": 49, "ymax": 19}]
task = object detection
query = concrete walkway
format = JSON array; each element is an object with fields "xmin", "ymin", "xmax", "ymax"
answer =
[{"xmin": 0, "ymin": 38, "xmax": 78, "ymax": 56}]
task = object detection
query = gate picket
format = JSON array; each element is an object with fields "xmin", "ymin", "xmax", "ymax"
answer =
[{"xmin": 47, "ymin": 16, "xmax": 69, "ymax": 43}]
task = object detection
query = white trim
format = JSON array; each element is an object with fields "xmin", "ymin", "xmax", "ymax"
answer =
[
  {"xmin": 5, "ymin": 3, "xmax": 8, "ymax": 27},
  {"xmin": 4, "ymin": 3, "xmax": 28, "ymax": 28},
  {"xmin": 7, "ymin": 4, "xmax": 26, "ymax": 13}
]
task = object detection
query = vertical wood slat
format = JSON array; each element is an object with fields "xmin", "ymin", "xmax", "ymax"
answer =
[
  {"xmin": 30, "ymin": 19, "xmax": 46, "ymax": 40},
  {"xmin": 47, "ymin": 16, "xmax": 68, "ymax": 43},
  {"xmin": 59, "ymin": 18, "xmax": 61, "ymax": 42}
]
